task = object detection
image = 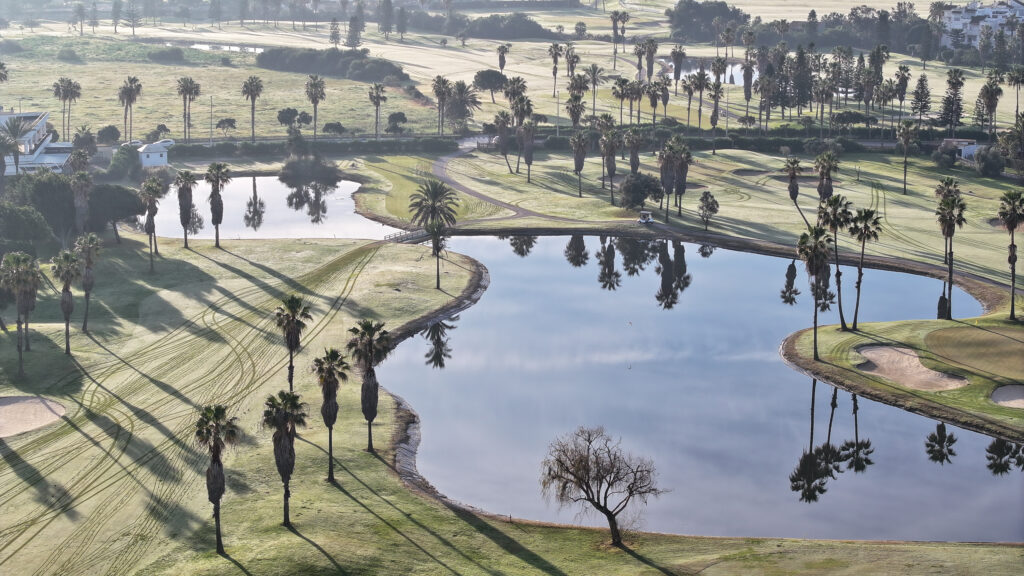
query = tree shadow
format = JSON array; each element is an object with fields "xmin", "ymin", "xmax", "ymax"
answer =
[
  {"xmin": 86, "ymin": 334, "xmax": 198, "ymax": 410},
  {"xmin": 441, "ymin": 502, "xmax": 570, "ymax": 576},
  {"xmin": 81, "ymin": 406, "xmax": 182, "ymax": 483},
  {"xmin": 286, "ymin": 525, "xmax": 350, "ymax": 575},
  {"xmin": 219, "ymin": 248, "xmax": 313, "ymax": 297},
  {"xmin": 0, "ymin": 438, "xmax": 80, "ymax": 521},
  {"xmin": 620, "ymin": 544, "xmax": 685, "ymax": 575},
  {"xmin": 218, "ymin": 551, "xmax": 254, "ymax": 576}
]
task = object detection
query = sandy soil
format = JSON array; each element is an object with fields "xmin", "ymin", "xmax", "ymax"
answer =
[
  {"xmin": 991, "ymin": 385, "xmax": 1024, "ymax": 409},
  {"xmin": 857, "ymin": 346, "xmax": 967, "ymax": 391},
  {"xmin": 0, "ymin": 397, "xmax": 66, "ymax": 438}
]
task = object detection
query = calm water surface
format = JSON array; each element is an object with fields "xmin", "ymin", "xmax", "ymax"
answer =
[
  {"xmin": 378, "ymin": 235, "xmax": 1024, "ymax": 542},
  {"xmin": 153, "ymin": 176, "xmax": 398, "ymax": 240}
]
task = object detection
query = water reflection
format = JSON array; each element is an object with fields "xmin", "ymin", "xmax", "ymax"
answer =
[
  {"xmin": 498, "ymin": 235, "xmax": 538, "ymax": 258},
  {"xmin": 420, "ymin": 316, "xmax": 458, "ymax": 370},
  {"xmin": 279, "ymin": 157, "xmax": 344, "ymax": 225},
  {"xmin": 985, "ymin": 439, "xmax": 1024, "ymax": 476},
  {"xmin": 243, "ymin": 176, "xmax": 265, "ymax": 232},
  {"xmin": 377, "ymin": 236, "xmax": 1015, "ymax": 541},
  {"xmin": 697, "ymin": 244, "xmax": 716, "ymax": 258},
  {"xmin": 925, "ymin": 422, "xmax": 958, "ymax": 465},
  {"xmin": 780, "ymin": 260, "xmax": 800, "ymax": 305}
]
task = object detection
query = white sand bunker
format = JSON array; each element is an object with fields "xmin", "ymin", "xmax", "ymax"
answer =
[
  {"xmin": 0, "ymin": 397, "xmax": 66, "ymax": 438},
  {"xmin": 857, "ymin": 346, "xmax": 967, "ymax": 391},
  {"xmin": 992, "ymin": 385, "xmax": 1024, "ymax": 409}
]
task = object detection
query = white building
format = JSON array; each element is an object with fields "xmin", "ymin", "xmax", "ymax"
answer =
[
  {"xmin": 1, "ymin": 110, "xmax": 73, "ymax": 177},
  {"xmin": 137, "ymin": 141, "xmax": 172, "ymax": 167},
  {"xmin": 941, "ymin": 1, "xmax": 1024, "ymax": 48}
]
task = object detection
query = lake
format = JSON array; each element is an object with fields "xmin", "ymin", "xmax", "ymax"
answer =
[
  {"xmin": 152, "ymin": 175, "xmax": 399, "ymax": 240},
  {"xmin": 377, "ymin": 235, "xmax": 1023, "ymax": 542}
]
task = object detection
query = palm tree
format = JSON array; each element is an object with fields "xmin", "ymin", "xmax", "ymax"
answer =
[
  {"xmin": 848, "ymin": 208, "xmax": 883, "ymax": 330},
  {"xmin": 0, "ymin": 252, "xmax": 42, "ymax": 376},
  {"xmin": 548, "ymin": 43, "xmax": 564, "ymax": 97},
  {"xmin": 673, "ymin": 139, "xmax": 693, "ymax": 216},
  {"xmin": 839, "ymin": 394, "xmax": 874, "ymax": 473},
  {"xmin": 896, "ymin": 121, "xmax": 917, "ymax": 194},
  {"xmin": 925, "ymin": 422, "xmax": 957, "ymax": 464},
  {"xmin": 262, "ymin": 391, "xmax": 308, "ymax": 527},
  {"xmin": 783, "ymin": 157, "xmax": 810, "ymax": 227},
  {"xmin": 275, "ymin": 295, "xmax": 313, "ymax": 392},
  {"xmin": 692, "ymin": 66, "xmax": 710, "ymax": 133},
  {"xmin": 600, "ymin": 130, "xmax": 618, "ymax": 205},
  {"xmin": 570, "ymin": 131, "xmax": 588, "ymax": 197},
  {"xmin": 565, "ymin": 94, "xmax": 586, "ymax": 129},
  {"xmin": 305, "ymin": 75, "xmax": 327, "ymax": 140},
  {"xmin": 658, "ymin": 142, "xmax": 677, "ymax": 222},
  {"xmin": 497, "ymin": 43, "xmax": 510, "ymax": 74},
  {"xmin": 75, "ymin": 233, "xmax": 101, "ymax": 332},
  {"xmin": 813, "ymin": 150, "xmax": 840, "ymax": 201},
  {"xmin": 1009, "ymin": 65, "xmax": 1024, "ymax": 119},
  {"xmin": 194, "ymin": 404, "xmax": 240, "ymax": 554},
  {"xmin": 241, "ymin": 75, "xmax": 263, "ymax": 144},
  {"xmin": 432, "ymin": 75, "xmax": 453, "ymax": 135},
  {"xmin": 936, "ymin": 193, "xmax": 967, "ymax": 319},
  {"xmin": 998, "ymin": 190, "xmax": 1024, "ymax": 320},
  {"xmin": 139, "ymin": 177, "xmax": 163, "ymax": 272},
  {"xmin": 584, "ymin": 64, "xmax": 607, "ymax": 113},
  {"xmin": 118, "ymin": 76, "xmax": 142, "ymax": 141},
  {"xmin": 611, "ymin": 77, "xmax": 629, "ymax": 125},
  {"xmin": 2, "ymin": 117, "xmax": 31, "ymax": 174},
  {"xmin": 368, "ymin": 83, "xmax": 387, "ymax": 140},
  {"xmin": 313, "ymin": 348, "xmax": 349, "ymax": 482},
  {"xmin": 70, "ymin": 171, "xmax": 92, "ymax": 236},
  {"xmin": 494, "ymin": 111, "xmax": 514, "ymax": 174},
  {"xmin": 818, "ymin": 194, "xmax": 853, "ymax": 331},
  {"xmin": 347, "ymin": 319, "xmax": 392, "ymax": 452},
  {"xmin": 176, "ymin": 77, "xmax": 201, "ymax": 144},
  {"xmin": 624, "ymin": 127, "xmax": 643, "ymax": 175},
  {"xmin": 798, "ymin": 226, "xmax": 834, "ymax": 361},
  {"xmin": 409, "ymin": 178, "xmax": 459, "ymax": 228},
  {"xmin": 0, "ymin": 133, "xmax": 15, "ymax": 194},
  {"xmin": 205, "ymin": 162, "xmax": 232, "ymax": 248},
  {"xmin": 0, "ymin": 61, "xmax": 7, "ymax": 83},
  {"xmin": 424, "ymin": 219, "xmax": 448, "ymax": 289},
  {"xmin": 979, "ymin": 78, "xmax": 1003, "ymax": 141},
  {"xmin": 50, "ymin": 250, "xmax": 82, "ymax": 355},
  {"xmin": 520, "ymin": 120, "xmax": 536, "ymax": 183},
  {"xmin": 175, "ymin": 171, "xmax": 198, "ymax": 248},
  {"xmin": 503, "ymin": 76, "xmax": 527, "ymax": 103},
  {"xmin": 707, "ymin": 81, "xmax": 723, "ymax": 152}
]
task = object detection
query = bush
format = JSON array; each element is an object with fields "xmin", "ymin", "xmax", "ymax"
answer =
[
  {"xmin": 56, "ymin": 47, "xmax": 80, "ymax": 62},
  {"xmin": 106, "ymin": 146, "xmax": 143, "ymax": 181},
  {"xmin": 97, "ymin": 125, "xmax": 121, "ymax": 145},
  {"xmin": 543, "ymin": 135, "xmax": 569, "ymax": 150},
  {"xmin": 148, "ymin": 47, "xmax": 186, "ymax": 64},
  {"xmin": 220, "ymin": 56, "xmax": 232, "ymax": 66},
  {"xmin": 932, "ymin": 142, "xmax": 958, "ymax": 169},
  {"xmin": 257, "ymin": 47, "xmax": 408, "ymax": 82},
  {"xmin": 974, "ymin": 145, "xmax": 1006, "ymax": 177}
]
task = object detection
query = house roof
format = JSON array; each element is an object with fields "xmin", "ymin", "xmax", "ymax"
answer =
[{"xmin": 137, "ymin": 142, "xmax": 170, "ymax": 153}]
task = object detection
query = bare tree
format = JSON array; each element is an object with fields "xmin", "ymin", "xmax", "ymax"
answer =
[{"xmin": 540, "ymin": 426, "xmax": 664, "ymax": 546}]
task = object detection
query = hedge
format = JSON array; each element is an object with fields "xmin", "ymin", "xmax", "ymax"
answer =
[{"xmin": 168, "ymin": 138, "xmax": 459, "ymax": 160}]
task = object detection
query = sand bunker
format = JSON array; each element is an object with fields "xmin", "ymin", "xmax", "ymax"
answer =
[
  {"xmin": 857, "ymin": 346, "xmax": 967, "ymax": 391},
  {"xmin": 991, "ymin": 385, "xmax": 1024, "ymax": 409},
  {"xmin": 0, "ymin": 397, "xmax": 66, "ymax": 438}
]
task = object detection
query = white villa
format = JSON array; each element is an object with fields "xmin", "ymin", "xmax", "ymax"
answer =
[
  {"xmin": 941, "ymin": 1, "xmax": 1024, "ymax": 48},
  {"xmin": 138, "ymin": 141, "xmax": 173, "ymax": 168},
  {"xmin": 1, "ymin": 109, "xmax": 73, "ymax": 177}
]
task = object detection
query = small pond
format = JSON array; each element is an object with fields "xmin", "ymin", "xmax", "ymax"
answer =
[
  {"xmin": 378, "ymin": 235, "xmax": 1024, "ymax": 542},
  {"xmin": 153, "ymin": 176, "xmax": 398, "ymax": 240},
  {"xmin": 673, "ymin": 61, "xmax": 757, "ymax": 85}
]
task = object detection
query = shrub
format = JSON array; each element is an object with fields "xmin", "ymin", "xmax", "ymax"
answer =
[
  {"xmin": 97, "ymin": 125, "xmax": 121, "ymax": 145},
  {"xmin": 148, "ymin": 47, "xmax": 186, "ymax": 64},
  {"xmin": 974, "ymin": 145, "xmax": 1006, "ymax": 177},
  {"xmin": 56, "ymin": 47, "xmax": 80, "ymax": 62},
  {"xmin": 106, "ymin": 146, "xmax": 143, "ymax": 181},
  {"xmin": 220, "ymin": 56, "xmax": 232, "ymax": 66},
  {"xmin": 932, "ymin": 142, "xmax": 958, "ymax": 169},
  {"xmin": 543, "ymin": 135, "xmax": 569, "ymax": 150},
  {"xmin": 256, "ymin": 47, "xmax": 409, "ymax": 82}
]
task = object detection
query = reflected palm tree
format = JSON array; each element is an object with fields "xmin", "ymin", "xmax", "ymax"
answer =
[
  {"xmin": 839, "ymin": 394, "xmax": 874, "ymax": 473},
  {"xmin": 655, "ymin": 241, "xmax": 678, "ymax": 310},
  {"xmin": 597, "ymin": 239, "xmax": 622, "ymax": 291},
  {"xmin": 505, "ymin": 235, "xmax": 537, "ymax": 257},
  {"xmin": 616, "ymin": 238, "xmax": 656, "ymax": 276},
  {"xmin": 306, "ymin": 182, "xmax": 331, "ymax": 224},
  {"xmin": 925, "ymin": 422, "xmax": 958, "ymax": 465},
  {"xmin": 780, "ymin": 260, "xmax": 801, "ymax": 305},
  {"xmin": 421, "ymin": 316, "xmax": 458, "ymax": 369},
  {"xmin": 984, "ymin": 439, "xmax": 1022, "ymax": 476},
  {"xmin": 280, "ymin": 155, "xmax": 342, "ymax": 224},
  {"xmin": 671, "ymin": 241, "xmax": 692, "ymax": 294},
  {"xmin": 697, "ymin": 244, "xmax": 715, "ymax": 258},
  {"xmin": 564, "ymin": 235, "xmax": 589, "ymax": 268},
  {"xmin": 818, "ymin": 386, "xmax": 846, "ymax": 477},
  {"xmin": 790, "ymin": 379, "xmax": 833, "ymax": 503},
  {"xmin": 243, "ymin": 177, "xmax": 266, "ymax": 231}
]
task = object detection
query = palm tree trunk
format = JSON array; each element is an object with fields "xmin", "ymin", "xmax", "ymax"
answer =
[
  {"xmin": 826, "ymin": 387, "xmax": 838, "ymax": 445},
  {"xmin": 436, "ymin": 253, "xmax": 441, "ymax": 289},
  {"xmin": 903, "ymin": 149, "xmax": 908, "ymax": 194},
  {"xmin": 251, "ymin": 101, "xmax": 256, "ymax": 143},
  {"xmin": 577, "ymin": 173, "xmax": 582, "ymax": 197},
  {"xmin": 184, "ymin": 227, "xmax": 189, "ymax": 249},
  {"xmin": 527, "ymin": 164, "xmax": 531, "ymax": 183},
  {"xmin": 17, "ymin": 319, "xmax": 24, "ymax": 377},
  {"xmin": 366, "ymin": 420, "xmax": 374, "ymax": 452},
  {"xmin": 313, "ymin": 104, "xmax": 318, "ymax": 141},
  {"xmin": 327, "ymin": 427, "xmax": 335, "ymax": 481},
  {"xmin": 83, "ymin": 291, "xmax": 91, "ymax": 331},
  {"xmin": 947, "ymin": 242, "xmax": 954, "ymax": 319},
  {"xmin": 149, "ymin": 237, "xmax": 154, "ymax": 272},
  {"xmin": 215, "ymin": 224, "xmax": 220, "ymax": 249},
  {"xmin": 853, "ymin": 239, "xmax": 866, "ymax": 330},
  {"xmin": 153, "ymin": 232, "xmax": 159, "ymax": 255},
  {"xmin": 288, "ymin": 349, "xmax": 294, "ymax": 392},
  {"xmin": 214, "ymin": 501, "xmax": 224, "ymax": 554},
  {"xmin": 65, "ymin": 319, "xmax": 71, "ymax": 355},
  {"xmin": 813, "ymin": 296, "xmax": 820, "ymax": 360},
  {"xmin": 809, "ymin": 379, "xmax": 817, "ymax": 449},
  {"xmin": 282, "ymin": 482, "xmax": 291, "ymax": 526},
  {"xmin": 834, "ymin": 231, "xmax": 848, "ymax": 330},
  {"xmin": 1011, "ymin": 230, "xmax": 1017, "ymax": 320}
]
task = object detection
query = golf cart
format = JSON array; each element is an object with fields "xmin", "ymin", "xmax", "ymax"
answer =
[{"xmin": 637, "ymin": 210, "xmax": 654, "ymax": 224}]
